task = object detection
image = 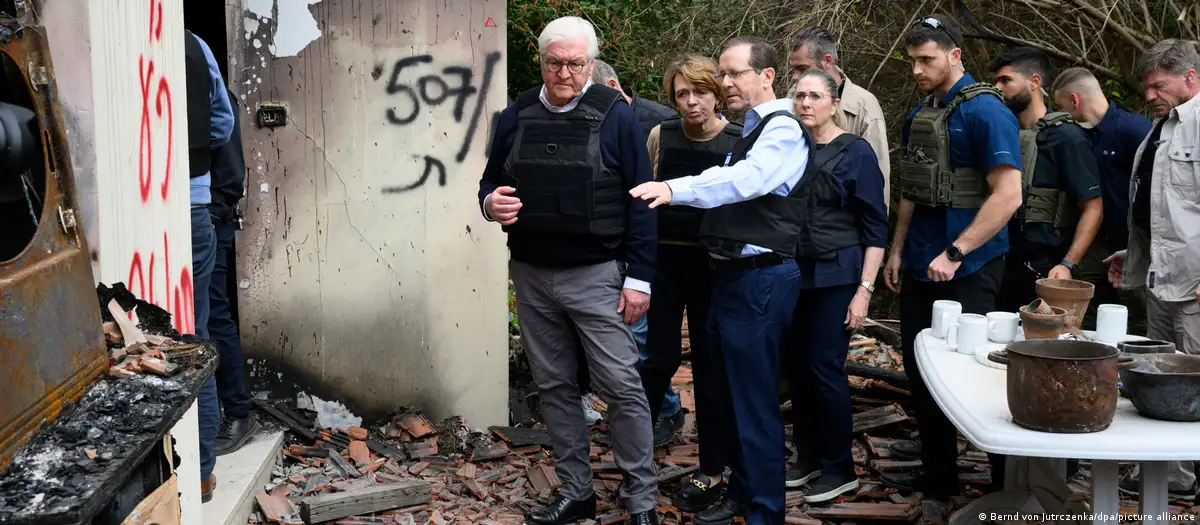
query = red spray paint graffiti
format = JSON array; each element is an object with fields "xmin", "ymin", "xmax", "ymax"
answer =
[{"xmin": 125, "ymin": 0, "xmax": 194, "ymax": 335}]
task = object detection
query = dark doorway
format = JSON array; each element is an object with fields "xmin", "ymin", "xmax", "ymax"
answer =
[
  {"xmin": 181, "ymin": 2, "xmax": 241, "ymax": 325},
  {"xmin": 182, "ymin": 2, "xmax": 229, "ymax": 80}
]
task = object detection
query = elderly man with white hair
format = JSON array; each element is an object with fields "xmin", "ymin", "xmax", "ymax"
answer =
[{"xmin": 477, "ymin": 16, "xmax": 660, "ymax": 525}]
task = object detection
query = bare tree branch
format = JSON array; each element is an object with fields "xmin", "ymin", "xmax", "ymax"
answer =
[{"xmin": 868, "ymin": 0, "xmax": 932, "ymax": 91}]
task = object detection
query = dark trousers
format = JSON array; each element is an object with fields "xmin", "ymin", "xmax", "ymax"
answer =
[
  {"xmin": 191, "ymin": 207, "xmax": 220, "ymax": 481},
  {"xmin": 640, "ymin": 244, "xmax": 726, "ymax": 476},
  {"xmin": 711, "ymin": 258, "xmax": 801, "ymax": 525},
  {"xmin": 785, "ymin": 283, "xmax": 858, "ymax": 479},
  {"xmin": 209, "ymin": 222, "xmax": 253, "ymax": 419},
  {"xmin": 899, "ymin": 256, "xmax": 1004, "ymax": 492}
]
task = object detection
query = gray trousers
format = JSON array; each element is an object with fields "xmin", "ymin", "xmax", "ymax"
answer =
[
  {"xmin": 510, "ymin": 259, "xmax": 658, "ymax": 512},
  {"xmin": 1135, "ymin": 292, "xmax": 1200, "ymax": 491}
]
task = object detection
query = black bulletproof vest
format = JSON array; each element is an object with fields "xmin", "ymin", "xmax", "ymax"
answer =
[
  {"xmin": 500, "ymin": 85, "xmax": 628, "ymax": 243},
  {"xmin": 698, "ymin": 110, "xmax": 814, "ymax": 259},
  {"xmin": 656, "ymin": 117, "xmax": 743, "ymax": 243},
  {"xmin": 184, "ymin": 31, "xmax": 212, "ymax": 179},
  {"xmin": 795, "ymin": 133, "xmax": 862, "ymax": 260}
]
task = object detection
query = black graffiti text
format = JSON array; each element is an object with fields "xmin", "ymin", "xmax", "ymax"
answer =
[
  {"xmin": 384, "ymin": 51, "xmax": 502, "ymax": 164},
  {"xmin": 381, "ymin": 155, "xmax": 446, "ymax": 194}
]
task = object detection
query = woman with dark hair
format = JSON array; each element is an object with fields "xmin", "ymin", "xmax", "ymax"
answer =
[{"xmin": 782, "ymin": 68, "xmax": 888, "ymax": 502}]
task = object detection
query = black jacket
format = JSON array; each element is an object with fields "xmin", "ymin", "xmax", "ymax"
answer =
[{"xmin": 208, "ymin": 88, "xmax": 246, "ymax": 222}]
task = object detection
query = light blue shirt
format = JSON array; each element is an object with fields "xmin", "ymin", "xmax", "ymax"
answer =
[
  {"xmin": 664, "ymin": 98, "xmax": 811, "ymax": 256},
  {"xmin": 189, "ymin": 34, "xmax": 235, "ymax": 206}
]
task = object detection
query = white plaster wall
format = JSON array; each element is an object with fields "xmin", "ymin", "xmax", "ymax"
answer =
[
  {"xmin": 230, "ymin": 0, "xmax": 509, "ymax": 427},
  {"xmin": 82, "ymin": 0, "xmax": 196, "ymax": 334}
]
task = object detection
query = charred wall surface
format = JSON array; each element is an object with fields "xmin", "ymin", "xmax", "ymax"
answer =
[{"xmin": 227, "ymin": 0, "xmax": 509, "ymax": 426}]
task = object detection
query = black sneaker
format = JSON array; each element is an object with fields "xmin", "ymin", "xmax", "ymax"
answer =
[
  {"xmin": 693, "ymin": 498, "xmax": 744, "ymax": 525},
  {"xmin": 785, "ymin": 461, "xmax": 821, "ymax": 488},
  {"xmin": 672, "ymin": 473, "xmax": 725, "ymax": 513},
  {"xmin": 879, "ymin": 471, "xmax": 954, "ymax": 499},
  {"xmin": 887, "ymin": 440, "xmax": 921, "ymax": 460},
  {"xmin": 804, "ymin": 474, "xmax": 860, "ymax": 503},
  {"xmin": 653, "ymin": 412, "xmax": 684, "ymax": 448}
]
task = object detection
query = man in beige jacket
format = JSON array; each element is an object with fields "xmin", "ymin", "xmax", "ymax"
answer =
[
  {"xmin": 788, "ymin": 27, "xmax": 891, "ymax": 211},
  {"xmin": 1106, "ymin": 38, "xmax": 1200, "ymax": 500}
]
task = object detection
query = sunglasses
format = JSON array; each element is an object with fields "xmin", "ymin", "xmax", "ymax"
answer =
[{"xmin": 913, "ymin": 17, "xmax": 959, "ymax": 47}]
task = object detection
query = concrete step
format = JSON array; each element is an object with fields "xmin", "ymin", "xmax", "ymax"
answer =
[{"xmin": 202, "ymin": 430, "xmax": 285, "ymax": 525}]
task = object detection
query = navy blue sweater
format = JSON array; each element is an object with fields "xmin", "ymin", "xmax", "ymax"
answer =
[{"xmin": 478, "ymin": 94, "xmax": 657, "ymax": 283}]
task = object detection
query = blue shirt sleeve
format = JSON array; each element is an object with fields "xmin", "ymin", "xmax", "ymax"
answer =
[
  {"xmin": 610, "ymin": 102, "xmax": 657, "ymax": 284},
  {"xmin": 195, "ymin": 36, "xmax": 234, "ymax": 147},
  {"xmin": 964, "ymin": 98, "xmax": 1021, "ymax": 173},
  {"xmin": 838, "ymin": 139, "xmax": 889, "ymax": 248}
]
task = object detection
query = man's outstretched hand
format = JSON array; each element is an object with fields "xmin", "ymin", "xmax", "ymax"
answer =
[{"xmin": 630, "ymin": 181, "xmax": 673, "ymax": 209}]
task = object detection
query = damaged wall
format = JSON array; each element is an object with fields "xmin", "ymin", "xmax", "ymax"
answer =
[
  {"xmin": 228, "ymin": 0, "xmax": 509, "ymax": 427},
  {"xmin": 44, "ymin": 0, "xmax": 196, "ymax": 335}
]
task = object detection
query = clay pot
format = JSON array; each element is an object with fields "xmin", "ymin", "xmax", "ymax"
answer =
[
  {"xmin": 1035, "ymin": 279, "xmax": 1095, "ymax": 329},
  {"xmin": 1019, "ymin": 304, "xmax": 1069, "ymax": 340}
]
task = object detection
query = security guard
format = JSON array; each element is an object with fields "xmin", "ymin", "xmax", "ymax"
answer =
[
  {"xmin": 640, "ymin": 54, "xmax": 741, "ymax": 514},
  {"xmin": 881, "ymin": 15, "xmax": 1023, "ymax": 497},
  {"xmin": 478, "ymin": 16, "xmax": 659, "ymax": 525},
  {"xmin": 987, "ymin": 47, "xmax": 1104, "ymax": 315}
]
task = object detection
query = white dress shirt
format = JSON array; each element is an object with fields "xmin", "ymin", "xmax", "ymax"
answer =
[{"xmin": 665, "ymin": 98, "xmax": 811, "ymax": 256}]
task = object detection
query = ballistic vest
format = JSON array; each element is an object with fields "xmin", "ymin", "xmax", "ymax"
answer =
[
  {"xmin": 656, "ymin": 117, "xmax": 743, "ymax": 243},
  {"xmin": 1015, "ymin": 111, "xmax": 1076, "ymax": 231},
  {"xmin": 795, "ymin": 133, "xmax": 863, "ymax": 260},
  {"xmin": 698, "ymin": 110, "xmax": 814, "ymax": 259},
  {"xmin": 500, "ymin": 85, "xmax": 628, "ymax": 243},
  {"xmin": 184, "ymin": 31, "xmax": 212, "ymax": 179},
  {"xmin": 897, "ymin": 83, "xmax": 1002, "ymax": 208}
]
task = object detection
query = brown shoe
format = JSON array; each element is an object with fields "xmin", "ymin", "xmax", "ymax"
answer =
[{"xmin": 201, "ymin": 474, "xmax": 216, "ymax": 503}]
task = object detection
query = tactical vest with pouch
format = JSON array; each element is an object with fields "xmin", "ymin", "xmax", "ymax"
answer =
[
  {"xmin": 500, "ymin": 85, "xmax": 628, "ymax": 244},
  {"xmin": 698, "ymin": 110, "xmax": 814, "ymax": 259},
  {"xmin": 656, "ymin": 117, "xmax": 743, "ymax": 243},
  {"xmin": 898, "ymin": 83, "xmax": 1002, "ymax": 208},
  {"xmin": 1015, "ymin": 111, "xmax": 1076, "ymax": 231},
  {"xmin": 796, "ymin": 133, "xmax": 863, "ymax": 260}
]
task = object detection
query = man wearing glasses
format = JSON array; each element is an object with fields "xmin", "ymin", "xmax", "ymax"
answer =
[
  {"xmin": 882, "ymin": 15, "xmax": 1023, "ymax": 497},
  {"xmin": 477, "ymin": 15, "xmax": 659, "ymax": 525},
  {"xmin": 632, "ymin": 36, "xmax": 812, "ymax": 525}
]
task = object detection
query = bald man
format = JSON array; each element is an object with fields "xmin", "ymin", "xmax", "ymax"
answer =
[{"xmin": 1051, "ymin": 67, "xmax": 1152, "ymax": 334}]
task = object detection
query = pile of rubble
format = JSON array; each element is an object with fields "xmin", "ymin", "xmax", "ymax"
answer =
[
  {"xmin": 98, "ymin": 283, "xmax": 213, "ymax": 380},
  {"xmin": 252, "ymin": 324, "xmax": 1199, "ymax": 525}
]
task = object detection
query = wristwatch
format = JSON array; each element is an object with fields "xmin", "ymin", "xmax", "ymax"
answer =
[
  {"xmin": 1060, "ymin": 259, "xmax": 1077, "ymax": 271},
  {"xmin": 945, "ymin": 244, "xmax": 966, "ymax": 262},
  {"xmin": 859, "ymin": 280, "xmax": 875, "ymax": 293}
]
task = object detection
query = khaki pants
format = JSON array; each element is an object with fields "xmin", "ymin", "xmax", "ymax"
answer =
[{"xmin": 1132, "ymin": 291, "xmax": 1200, "ymax": 492}]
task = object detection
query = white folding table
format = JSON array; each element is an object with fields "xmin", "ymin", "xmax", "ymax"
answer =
[{"xmin": 915, "ymin": 328, "xmax": 1200, "ymax": 524}]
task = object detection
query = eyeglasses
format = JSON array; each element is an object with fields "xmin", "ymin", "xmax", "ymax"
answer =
[
  {"xmin": 793, "ymin": 92, "xmax": 829, "ymax": 103},
  {"xmin": 912, "ymin": 17, "xmax": 959, "ymax": 47},
  {"xmin": 715, "ymin": 68, "xmax": 760, "ymax": 80},
  {"xmin": 543, "ymin": 58, "xmax": 591, "ymax": 74}
]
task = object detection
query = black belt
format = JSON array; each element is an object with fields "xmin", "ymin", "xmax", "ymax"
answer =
[{"xmin": 708, "ymin": 251, "xmax": 790, "ymax": 273}]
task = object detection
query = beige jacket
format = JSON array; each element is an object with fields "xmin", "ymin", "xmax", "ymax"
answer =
[
  {"xmin": 835, "ymin": 71, "xmax": 891, "ymax": 211},
  {"xmin": 1123, "ymin": 92, "xmax": 1200, "ymax": 302}
]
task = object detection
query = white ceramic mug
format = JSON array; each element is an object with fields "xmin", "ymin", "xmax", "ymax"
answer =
[
  {"xmin": 1096, "ymin": 304, "xmax": 1129, "ymax": 343},
  {"xmin": 948, "ymin": 313, "xmax": 988, "ymax": 354},
  {"xmin": 986, "ymin": 311, "xmax": 1019, "ymax": 343},
  {"xmin": 932, "ymin": 300, "xmax": 962, "ymax": 339}
]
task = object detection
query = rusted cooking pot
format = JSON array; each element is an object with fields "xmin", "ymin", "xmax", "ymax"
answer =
[
  {"xmin": 988, "ymin": 339, "xmax": 1137, "ymax": 433},
  {"xmin": 1035, "ymin": 278, "xmax": 1095, "ymax": 330},
  {"xmin": 1018, "ymin": 304, "xmax": 1069, "ymax": 340}
]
